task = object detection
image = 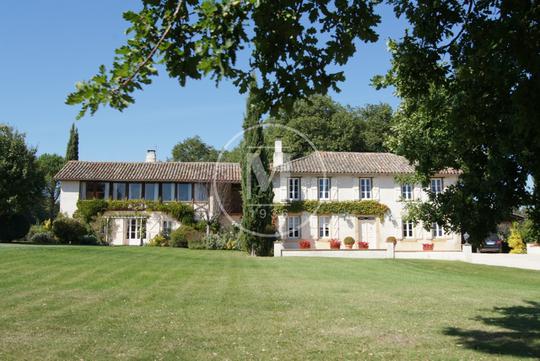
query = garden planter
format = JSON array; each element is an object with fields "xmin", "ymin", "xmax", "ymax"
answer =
[
  {"xmin": 345, "ymin": 244, "xmax": 353, "ymax": 249},
  {"xmin": 329, "ymin": 239, "xmax": 341, "ymax": 250},
  {"xmin": 422, "ymin": 243, "xmax": 434, "ymax": 251},
  {"xmin": 357, "ymin": 242, "xmax": 369, "ymax": 250}
]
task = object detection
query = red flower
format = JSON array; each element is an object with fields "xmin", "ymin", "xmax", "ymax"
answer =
[
  {"xmin": 358, "ymin": 241, "xmax": 369, "ymax": 249},
  {"xmin": 329, "ymin": 239, "xmax": 341, "ymax": 249},
  {"xmin": 299, "ymin": 240, "xmax": 311, "ymax": 249}
]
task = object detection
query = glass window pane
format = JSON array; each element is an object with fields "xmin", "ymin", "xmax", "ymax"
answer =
[
  {"xmin": 145, "ymin": 183, "xmax": 157, "ymax": 201},
  {"xmin": 194, "ymin": 183, "xmax": 209, "ymax": 201},
  {"xmin": 113, "ymin": 183, "xmax": 126, "ymax": 200},
  {"xmin": 129, "ymin": 183, "xmax": 142, "ymax": 199},
  {"xmin": 162, "ymin": 183, "xmax": 174, "ymax": 202},
  {"xmin": 177, "ymin": 183, "xmax": 192, "ymax": 201},
  {"xmin": 85, "ymin": 182, "xmax": 106, "ymax": 199}
]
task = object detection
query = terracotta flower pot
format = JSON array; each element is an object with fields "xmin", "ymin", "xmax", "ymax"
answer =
[
  {"xmin": 422, "ymin": 243, "xmax": 434, "ymax": 251},
  {"xmin": 345, "ymin": 244, "xmax": 353, "ymax": 249}
]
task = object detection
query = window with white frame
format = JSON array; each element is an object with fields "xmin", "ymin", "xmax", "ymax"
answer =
[
  {"xmin": 430, "ymin": 178, "xmax": 443, "ymax": 195},
  {"xmin": 432, "ymin": 223, "xmax": 444, "ymax": 238},
  {"xmin": 127, "ymin": 218, "xmax": 146, "ymax": 240},
  {"xmin": 162, "ymin": 220, "xmax": 173, "ymax": 237},
  {"xmin": 288, "ymin": 178, "xmax": 300, "ymax": 200},
  {"xmin": 287, "ymin": 216, "xmax": 301, "ymax": 238},
  {"xmin": 360, "ymin": 178, "xmax": 372, "ymax": 199},
  {"xmin": 318, "ymin": 216, "xmax": 330, "ymax": 238},
  {"xmin": 318, "ymin": 178, "xmax": 330, "ymax": 200},
  {"xmin": 402, "ymin": 221, "xmax": 414, "ymax": 238},
  {"xmin": 401, "ymin": 184, "xmax": 413, "ymax": 200}
]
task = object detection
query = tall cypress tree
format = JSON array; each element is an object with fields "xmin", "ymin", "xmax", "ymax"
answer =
[
  {"xmin": 240, "ymin": 83, "xmax": 274, "ymax": 256},
  {"xmin": 65, "ymin": 124, "xmax": 79, "ymax": 161}
]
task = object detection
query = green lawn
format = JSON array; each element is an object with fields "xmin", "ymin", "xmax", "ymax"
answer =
[{"xmin": 0, "ymin": 246, "xmax": 539, "ymax": 360}]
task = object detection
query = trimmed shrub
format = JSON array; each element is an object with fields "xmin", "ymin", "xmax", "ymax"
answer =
[
  {"xmin": 203, "ymin": 234, "xmax": 227, "ymax": 250},
  {"xmin": 79, "ymin": 234, "xmax": 100, "ymax": 245},
  {"xmin": 148, "ymin": 234, "xmax": 169, "ymax": 247},
  {"xmin": 26, "ymin": 224, "xmax": 48, "ymax": 242},
  {"xmin": 30, "ymin": 232, "xmax": 56, "ymax": 244},
  {"xmin": 343, "ymin": 236, "xmax": 355, "ymax": 246},
  {"xmin": 170, "ymin": 225, "xmax": 202, "ymax": 248},
  {"xmin": 52, "ymin": 217, "xmax": 86, "ymax": 244}
]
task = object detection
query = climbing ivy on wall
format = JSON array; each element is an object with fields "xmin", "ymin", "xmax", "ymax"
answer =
[
  {"xmin": 76, "ymin": 199, "xmax": 195, "ymax": 224},
  {"xmin": 273, "ymin": 200, "xmax": 389, "ymax": 218}
]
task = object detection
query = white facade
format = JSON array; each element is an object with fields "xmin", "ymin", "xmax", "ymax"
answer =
[{"xmin": 272, "ymin": 173, "xmax": 462, "ymax": 251}]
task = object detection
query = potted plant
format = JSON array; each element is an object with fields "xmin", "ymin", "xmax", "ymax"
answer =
[
  {"xmin": 298, "ymin": 240, "xmax": 311, "ymax": 249},
  {"xmin": 422, "ymin": 243, "xmax": 434, "ymax": 251},
  {"xmin": 329, "ymin": 239, "xmax": 341, "ymax": 250},
  {"xmin": 357, "ymin": 241, "xmax": 369, "ymax": 250},
  {"xmin": 343, "ymin": 236, "xmax": 355, "ymax": 249}
]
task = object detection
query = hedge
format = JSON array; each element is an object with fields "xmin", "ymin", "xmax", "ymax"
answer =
[
  {"xmin": 76, "ymin": 199, "xmax": 195, "ymax": 224},
  {"xmin": 273, "ymin": 200, "xmax": 389, "ymax": 218}
]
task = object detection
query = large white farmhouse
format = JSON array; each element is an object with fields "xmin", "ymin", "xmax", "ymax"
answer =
[{"xmin": 271, "ymin": 140, "xmax": 462, "ymax": 251}]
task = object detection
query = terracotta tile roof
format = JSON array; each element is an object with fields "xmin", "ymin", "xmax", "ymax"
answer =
[
  {"xmin": 55, "ymin": 161, "xmax": 241, "ymax": 183},
  {"xmin": 275, "ymin": 151, "xmax": 460, "ymax": 175}
]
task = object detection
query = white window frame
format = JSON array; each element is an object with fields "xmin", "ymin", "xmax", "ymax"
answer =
[
  {"xmin": 288, "ymin": 178, "xmax": 300, "ymax": 201},
  {"xmin": 401, "ymin": 184, "xmax": 413, "ymax": 200},
  {"xmin": 127, "ymin": 218, "xmax": 146, "ymax": 240},
  {"xmin": 318, "ymin": 216, "xmax": 330, "ymax": 238},
  {"xmin": 360, "ymin": 178, "xmax": 372, "ymax": 199},
  {"xmin": 287, "ymin": 216, "xmax": 301, "ymax": 239},
  {"xmin": 432, "ymin": 223, "xmax": 444, "ymax": 238},
  {"xmin": 318, "ymin": 178, "xmax": 330, "ymax": 200},
  {"xmin": 430, "ymin": 178, "xmax": 443, "ymax": 195},
  {"xmin": 162, "ymin": 220, "xmax": 173, "ymax": 237},
  {"xmin": 402, "ymin": 220, "xmax": 414, "ymax": 238}
]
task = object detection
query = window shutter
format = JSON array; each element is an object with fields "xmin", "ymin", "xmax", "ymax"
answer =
[
  {"xmin": 310, "ymin": 215, "xmax": 318, "ymax": 239},
  {"xmin": 395, "ymin": 184, "xmax": 402, "ymax": 201},
  {"xmin": 414, "ymin": 186, "xmax": 422, "ymax": 201},
  {"xmin": 372, "ymin": 178, "xmax": 380, "ymax": 200}
]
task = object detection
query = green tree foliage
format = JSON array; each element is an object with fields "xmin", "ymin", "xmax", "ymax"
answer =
[
  {"xmin": 171, "ymin": 135, "xmax": 242, "ymax": 163},
  {"xmin": 0, "ymin": 125, "xmax": 44, "ymax": 241},
  {"xmin": 240, "ymin": 84, "xmax": 274, "ymax": 256},
  {"xmin": 66, "ymin": 1, "xmax": 381, "ymax": 117},
  {"xmin": 65, "ymin": 124, "xmax": 79, "ymax": 161},
  {"xmin": 360, "ymin": 103, "xmax": 393, "ymax": 153},
  {"xmin": 37, "ymin": 153, "xmax": 65, "ymax": 220},
  {"xmin": 266, "ymin": 95, "xmax": 393, "ymax": 158},
  {"xmin": 374, "ymin": 1, "xmax": 540, "ymax": 242},
  {"xmin": 171, "ymin": 136, "xmax": 218, "ymax": 162}
]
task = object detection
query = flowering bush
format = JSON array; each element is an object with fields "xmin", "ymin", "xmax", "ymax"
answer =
[
  {"xmin": 329, "ymin": 239, "xmax": 341, "ymax": 249},
  {"xmin": 358, "ymin": 241, "xmax": 369, "ymax": 249},
  {"xmin": 422, "ymin": 243, "xmax": 434, "ymax": 251},
  {"xmin": 299, "ymin": 240, "xmax": 311, "ymax": 249}
]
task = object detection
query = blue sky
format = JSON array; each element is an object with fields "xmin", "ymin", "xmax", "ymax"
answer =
[{"xmin": 0, "ymin": 1, "xmax": 407, "ymax": 161}]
